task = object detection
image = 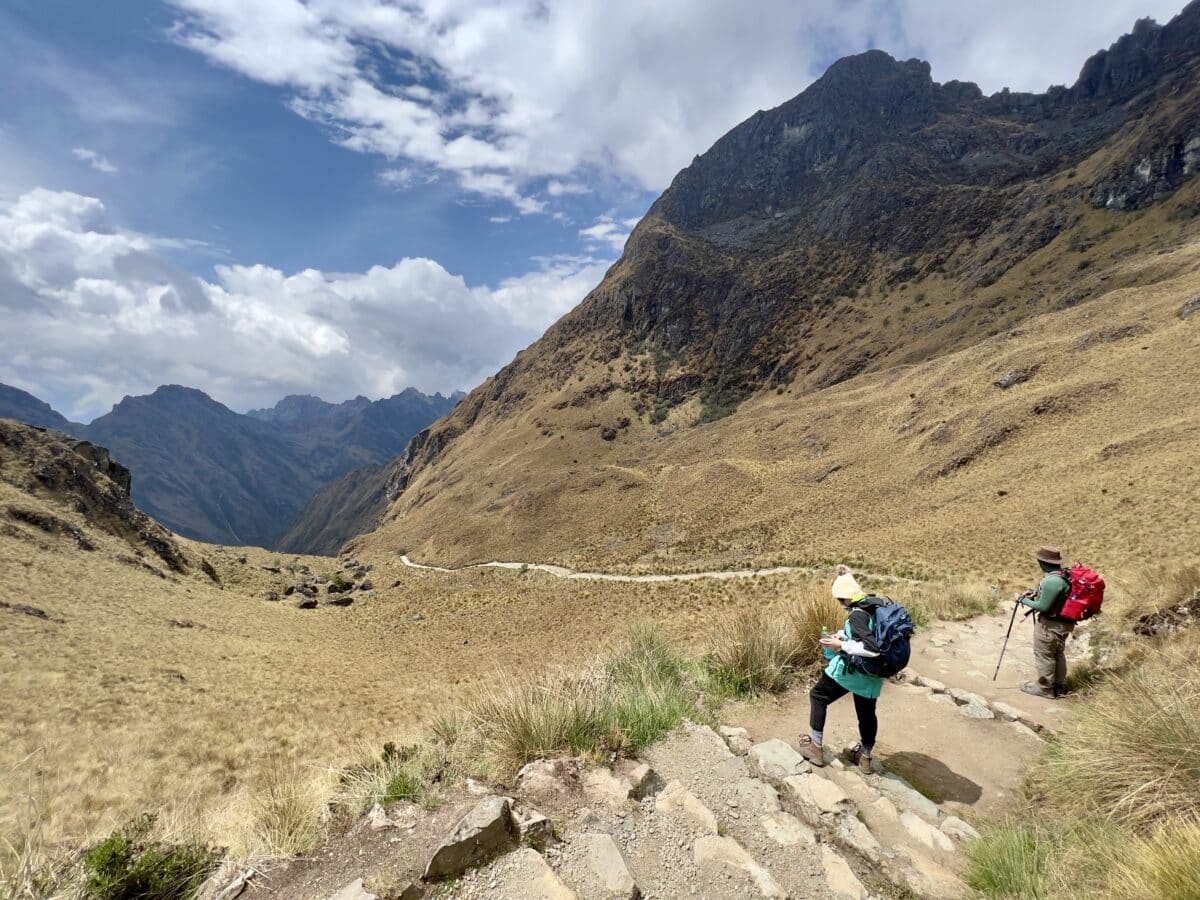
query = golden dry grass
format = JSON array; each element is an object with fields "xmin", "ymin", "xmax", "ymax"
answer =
[{"xmin": 0, "ymin": 478, "xmax": 884, "ymax": 862}]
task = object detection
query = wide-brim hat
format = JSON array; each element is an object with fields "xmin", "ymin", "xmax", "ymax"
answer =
[{"xmin": 1034, "ymin": 546, "xmax": 1064, "ymax": 566}]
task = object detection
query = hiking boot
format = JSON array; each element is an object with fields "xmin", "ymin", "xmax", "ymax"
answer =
[
  {"xmin": 798, "ymin": 736, "xmax": 826, "ymax": 767},
  {"xmin": 856, "ymin": 746, "xmax": 875, "ymax": 776},
  {"xmin": 1020, "ymin": 681, "xmax": 1056, "ymax": 699}
]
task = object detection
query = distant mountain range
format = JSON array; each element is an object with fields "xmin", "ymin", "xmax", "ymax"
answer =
[{"xmin": 0, "ymin": 382, "xmax": 460, "ymax": 551}]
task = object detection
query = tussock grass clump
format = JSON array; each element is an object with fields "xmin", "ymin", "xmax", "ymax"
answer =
[
  {"xmin": 247, "ymin": 759, "xmax": 325, "ymax": 856},
  {"xmin": 705, "ymin": 587, "xmax": 842, "ymax": 696},
  {"xmin": 334, "ymin": 742, "xmax": 446, "ymax": 818},
  {"xmin": 704, "ymin": 607, "xmax": 796, "ymax": 695},
  {"xmin": 965, "ymin": 821, "xmax": 1052, "ymax": 898},
  {"xmin": 907, "ymin": 580, "xmax": 998, "ymax": 627},
  {"xmin": 434, "ymin": 626, "xmax": 707, "ymax": 781},
  {"xmin": 1110, "ymin": 816, "xmax": 1200, "ymax": 900},
  {"xmin": 1037, "ymin": 637, "xmax": 1200, "ymax": 831},
  {"xmin": 785, "ymin": 585, "xmax": 844, "ymax": 665}
]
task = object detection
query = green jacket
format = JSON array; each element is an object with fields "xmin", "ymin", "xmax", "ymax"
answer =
[
  {"xmin": 1021, "ymin": 572, "xmax": 1070, "ymax": 615},
  {"xmin": 823, "ymin": 594, "xmax": 884, "ymax": 699}
]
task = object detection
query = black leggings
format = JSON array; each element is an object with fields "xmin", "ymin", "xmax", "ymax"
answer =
[{"xmin": 809, "ymin": 672, "xmax": 878, "ymax": 749}]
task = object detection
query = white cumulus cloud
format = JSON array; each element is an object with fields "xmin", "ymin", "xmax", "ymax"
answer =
[{"xmin": 0, "ymin": 188, "xmax": 605, "ymax": 419}]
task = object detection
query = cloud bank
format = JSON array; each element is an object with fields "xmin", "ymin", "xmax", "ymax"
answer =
[
  {"xmin": 166, "ymin": 0, "xmax": 1181, "ymax": 212},
  {"xmin": 0, "ymin": 188, "xmax": 607, "ymax": 420}
]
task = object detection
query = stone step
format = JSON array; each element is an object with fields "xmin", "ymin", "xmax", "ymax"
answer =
[{"xmin": 693, "ymin": 835, "xmax": 785, "ymax": 899}]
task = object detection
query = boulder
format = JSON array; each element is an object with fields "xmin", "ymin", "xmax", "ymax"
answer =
[
  {"xmin": 582, "ymin": 768, "xmax": 634, "ymax": 806},
  {"xmin": 655, "ymin": 780, "xmax": 718, "ymax": 833},
  {"xmin": 941, "ymin": 815, "xmax": 981, "ymax": 842},
  {"xmin": 325, "ymin": 595, "xmax": 354, "ymax": 607},
  {"xmin": 758, "ymin": 810, "xmax": 815, "ymax": 846},
  {"xmin": 820, "ymin": 846, "xmax": 867, "ymax": 900},
  {"xmin": 295, "ymin": 596, "xmax": 318, "ymax": 609},
  {"xmin": 782, "ymin": 773, "xmax": 851, "ymax": 815},
  {"xmin": 613, "ymin": 759, "xmax": 656, "ymax": 799},
  {"xmin": 365, "ymin": 802, "xmax": 391, "ymax": 830},
  {"xmin": 870, "ymin": 795, "xmax": 900, "ymax": 823},
  {"xmin": 575, "ymin": 833, "xmax": 640, "ymax": 899},
  {"xmin": 694, "ymin": 835, "xmax": 784, "ymax": 898},
  {"xmin": 916, "ymin": 675, "xmax": 947, "ymax": 692},
  {"xmin": 719, "ymin": 725, "xmax": 754, "ymax": 755},
  {"xmin": 901, "ymin": 810, "xmax": 954, "ymax": 853},
  {"xmin": 264, "ymin": 591, "xmax": 280, "ymax": 602},
  {"xmin": 423, "ymin": 796, "xmax": 516, "ymax": 880},
  {"xmin": 515, "ymin": 758, "xmax": 582, "ymax": 805},
  {"xmin": 513, "ymin": 805, "xmax": 556, "ymax": 849},
  {"xmin": 747, "ymin": 739, "xmax": 810, "ymax": 781},
  {"xmin": 359, "ymin": 579, "xmax": 374, "ymax": 591}
]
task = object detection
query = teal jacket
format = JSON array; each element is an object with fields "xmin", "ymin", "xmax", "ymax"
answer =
[{"xmin": 823, "ymin": 594, "xmax": 884, "ymax": 699}]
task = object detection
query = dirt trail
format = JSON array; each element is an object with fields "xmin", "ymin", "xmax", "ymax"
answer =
[
  {"xmin": 398, "ymin": 554, "xmax": 919, "ymax": 585},
  {"xmin": 735, "ymin": 607, "xmax": 1090, "ymax": 820}
]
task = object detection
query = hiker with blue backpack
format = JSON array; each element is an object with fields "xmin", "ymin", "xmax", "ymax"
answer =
[{"xmin": 798, "ymin": 565, "xmax": 914, "ymax": 775}]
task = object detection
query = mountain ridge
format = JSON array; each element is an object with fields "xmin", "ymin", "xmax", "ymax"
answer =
[
  {"xmin": 350, "ymin": 3, "xmax": 1200, "ymax": 573},
  {"xmin": 0, "ymin": 381, "xmax": 459, "ymax": 550}
]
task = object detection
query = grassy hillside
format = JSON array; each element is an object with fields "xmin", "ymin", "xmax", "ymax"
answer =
[{"xmin": 360, "ymin": 183, "xmax": 1200, "ymax": 579}]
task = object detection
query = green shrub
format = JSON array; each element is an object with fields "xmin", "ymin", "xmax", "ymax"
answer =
[{"xmin": 82, "ymin": 815, "xmax": 218, "ymax": 900}]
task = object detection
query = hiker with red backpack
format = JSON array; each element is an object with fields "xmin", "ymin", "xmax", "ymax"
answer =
[
  {"xmin": 1017, "ymin": 547, "xmax": 1105, "ymax": 699},
  {"xmin": 798, "ymin": 565, "xmax": 914, "ymax": 774}
]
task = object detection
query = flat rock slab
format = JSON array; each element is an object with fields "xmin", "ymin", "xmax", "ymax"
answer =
[
  {"xmin": 941, "ymin": 814, "xmax": 981, "ymax": 842},
  {"xmin": 782, "ymin": 773, "xmax": 852, "ymax": 815},
  {"xmin": 424, "ymin": 796, "xmax": 516, "ymax": 880},
  {"xmin": 694, "ymin": 835, "xmax": 785, "ymax": 898},
  {"xmin": 960, "ymin": 700, "xmax": 995, "ymax": 719},
  {"xmin": 513, "ymin": 805, "xmax": 556, "ymax": 850},
  {"xmin": 748, "ymin": 739, "xmax": 810, "ymax": 781},
  {"xmin": 574, "ymin": 832, "xmax": 640, "ymax": 898},
  {"xmin": 655, "ymin": 780, "xmax": 718, "ymax": 834},
  {"xmin": 901, "ymin": 810, "xmax": 955, "ymax": 853},
  {"xmin": 836, "ymin": 813, "xmax": 882, "ymax": 862},
  {"xmin": 758, "ymin": 810, "xmax": 815, "ymax": 846},
  {"xmin": 821, "ymin": 846, "xmax": 867, "ymax": 900},
  {"xmin": 327, "ymin": 879, "xmax": 375, "ymax": 900},
  {"xmin": 898, "ymin": 846, "xmax": 965, "ymax": 900},
  {"xmin": 500, "ymin": 848, "xmax": 578, "ymax": 900},
  {"xmin": 730, "ymin": 777, "xmax": 781, "ymax": 814},
  {"xmin": 947, "ymin": 687, "xmax": 988, "ymax": 708},
  {"xmin": 878, "ymin": 773, "xmax": 940, "ymax": 821}
]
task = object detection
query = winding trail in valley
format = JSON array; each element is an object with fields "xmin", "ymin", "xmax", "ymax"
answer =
[{"xmin": 398, "ymin": 554, "xmax": 921, "ymax": 585}]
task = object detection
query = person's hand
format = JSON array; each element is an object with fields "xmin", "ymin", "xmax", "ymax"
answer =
[{"xmin": 820, "ymin": 635, "xmax": 843, "ymax": 651}]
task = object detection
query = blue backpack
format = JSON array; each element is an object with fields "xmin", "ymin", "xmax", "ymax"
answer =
[{"xmin": 845, "ymin": 596, "xmax": 915, "ymax": 678}]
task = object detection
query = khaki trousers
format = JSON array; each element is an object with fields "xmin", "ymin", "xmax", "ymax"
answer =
[{"xmin": 1034, "ymin": 616, "xmax": 1075, "ymax": 690}]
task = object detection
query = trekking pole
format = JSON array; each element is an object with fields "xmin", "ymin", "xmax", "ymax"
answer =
[{"xmin": 992, "ymin": 593, "xmax": 1028, "ymax": 681}]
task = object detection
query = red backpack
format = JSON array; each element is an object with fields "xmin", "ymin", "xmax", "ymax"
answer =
[{"xmin": 1057, "ymin": 563, "xmax": 1105, "ymax": 621}]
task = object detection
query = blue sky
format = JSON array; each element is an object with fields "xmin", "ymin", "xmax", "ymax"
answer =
[{"xmin": 0, "ymin": 0, "xmax": 1185, "ymax": 419}]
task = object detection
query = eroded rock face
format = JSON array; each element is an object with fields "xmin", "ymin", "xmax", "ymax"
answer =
[{"xmin": 423, "ymin": 796, "xmax": 516, "ymax": 880}]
